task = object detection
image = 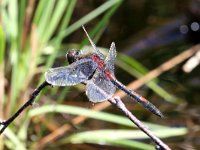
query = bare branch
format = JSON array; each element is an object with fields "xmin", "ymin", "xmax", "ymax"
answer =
[
  {"xmin": 108, "ymin": 97, "xmax": 171, "ymax": 150},
  {"xmin": 0, "ymin": 81, "xmax": 49, "ymax": 134}
]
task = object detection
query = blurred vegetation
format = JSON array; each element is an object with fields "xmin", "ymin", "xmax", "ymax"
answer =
[{"xmin": 1, "ymin": 0, "xmax": 200, "ymax": 150}]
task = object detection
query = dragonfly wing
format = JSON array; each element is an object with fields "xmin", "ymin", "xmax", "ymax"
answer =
[
  {"xmin": 45, "ymin": 58, "xmax": 97, "ymax": 86},
  {"xmin": 105, "ymin": 42, "xmax": 116, "ymax": 73},
  {"xmin": 86, "ymin": 69, "xmax": 116, "ymax": 103}
]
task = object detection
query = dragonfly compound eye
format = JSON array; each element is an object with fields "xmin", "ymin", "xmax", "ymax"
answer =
[{"xmin": 66, "ymin": 49, "xmax": 80, "ymax": 64}]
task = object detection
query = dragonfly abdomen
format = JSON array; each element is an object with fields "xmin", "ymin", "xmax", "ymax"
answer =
[{"xmin": 110, "ymin": 79, "xmax": 164, "ymax": 118}]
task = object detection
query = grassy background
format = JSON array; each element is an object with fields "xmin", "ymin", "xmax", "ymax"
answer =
[{"xmin": 1, "ymin": 0, "xmax": 199, "ymax": 149}]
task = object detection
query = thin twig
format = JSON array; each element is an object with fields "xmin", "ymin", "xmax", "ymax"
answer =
[
  {"xmin": 108, "ymin": 97, "xmax": 171, "ymax": 150},
  {"xmin": 0, "ymin": 81, "xmax": 49, "ymax": 134}
]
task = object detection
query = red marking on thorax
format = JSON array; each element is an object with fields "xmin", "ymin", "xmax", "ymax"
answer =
[
  {"xmin": 91, "ymin": 54, "xmax": 105, "ymax": 69},
  {"xmin": 91, "ymin": 54, "xmax": 113, "ymax": 80},
  {"xmin": 104, "ymin": 70, "xmax": 113, "ymax": 80}
]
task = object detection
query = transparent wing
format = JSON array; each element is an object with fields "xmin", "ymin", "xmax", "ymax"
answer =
[
  {"xmin": 86, "ymin": 69, "xmax": 116, "ymax": 103},
  {"xmin": 45, "ymin": 58, "xmax": 97, "ymax": 86},
  {"xmin": 105, "ymin": 42, "xmax": 116, "ymax": 73}
]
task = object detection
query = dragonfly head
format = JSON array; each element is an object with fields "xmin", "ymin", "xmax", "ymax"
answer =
[{"xmin": 66, "ymin": 50, "xmax": 81, "ymax": 64}]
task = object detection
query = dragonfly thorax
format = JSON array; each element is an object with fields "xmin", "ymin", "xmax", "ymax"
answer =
[{"xmin": 91, "ymin": 54, "xmax": 105, "ymax": 69}]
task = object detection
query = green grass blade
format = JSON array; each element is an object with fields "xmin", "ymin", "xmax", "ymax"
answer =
[
  {"xmin": 28, "ymin": 104, "xmax": 167, "ymax": 129},
  {"xmin": 37, "ymin": 0, "xmax": 56, "ymax": 41},
  {"xmin": 64, "ymin": 134, "xmax": 155, "ymax": 150},
  {"xmin": 18, "ymin": 0, "xmax": 27, "ymax": 44},
  {"xmin": 67, "ymin": 128, "xmax": 187, "ymax": 142},
  {"xmin": 17, "ymin": 117, "xmax": 30, "ymax": 143},
  {"xmin": 8, "ymin": 0, "xmax": 20, "ymax": 111},
  {"xmin": 0, "ymin": 25, "xmax": 5, "ymax": 69},
  {"xmin": 7, "ymin": 0, "xmax": 18, "ymax": 39},
  {"xmin": 58, "ymin": 0, "xmax": 77, "ymax": 34},
  {"xmin": 3, "ymin": 128, "xmax": 26, "ymax": 150},
  {"xmin": 0, "ymin": 25, "xmax": 5, "ymax": 118},
  {"xmin": 68, "ymin": 129, "xmax": 187, "ymax": 141},
  {"xmin": 107, "ymin": 139, "xmax": 154, "ymax": 150},
  {"xmin": 33, "ymin": 0, "xmax": 48, "ymax": 24},
  {"xmin": 41, "ymin": 1, "xmax": 69, "ymax": 43},
  {"xmin": 57, "ymin": 87, "xmax": 70, "ymax": 103},
  {"xmin": 64, "ymin": 128, "xmax": 186, "ymax": 149},
  {"xmin": 80, "ymin": 0, "xmax": 122, "ymax": 48},
  {"xmin": 54, "ymin": 0, "xmax": 122, "ymax": 41}
]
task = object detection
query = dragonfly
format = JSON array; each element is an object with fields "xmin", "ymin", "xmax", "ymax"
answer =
[
  {"xmin": 0, "ymin": 26, "xmax": 163, "ymax": 135},
  {"xmin": 45, "ymin": 26, "xmax": 163, "ymax": 118}
]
